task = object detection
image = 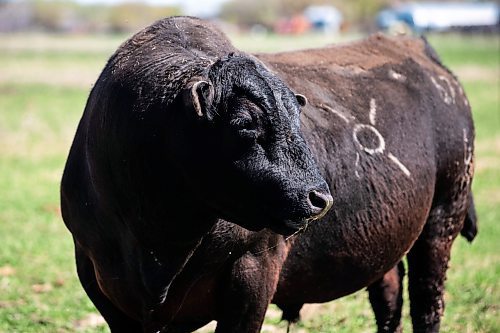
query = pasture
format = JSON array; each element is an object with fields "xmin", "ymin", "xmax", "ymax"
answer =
[{"xmin": 0, "ymin": 32, "xmax": 498, "ymax": 332}]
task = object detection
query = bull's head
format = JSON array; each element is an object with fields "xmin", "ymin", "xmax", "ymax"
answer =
[{"xmin": 174, "ymin": 54, "xmax": 332, "ymax": 235}]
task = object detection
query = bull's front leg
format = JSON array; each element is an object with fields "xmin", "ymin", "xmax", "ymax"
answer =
[{"xmin": 215, "ymin": 237, "xmax": 288, "ymax": 333}]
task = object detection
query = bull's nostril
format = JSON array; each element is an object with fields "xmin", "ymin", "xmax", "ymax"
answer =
[
  {"xmin": 308, "ymin": 191, "xmax": 326, "ymax": 211},
  {"xmin": 308, "ymin": 190, "xmax": 333, "ymax": 212},
  {"xmin": 307, "ymin": 190, "xmax": 333, "ymax": 220}
]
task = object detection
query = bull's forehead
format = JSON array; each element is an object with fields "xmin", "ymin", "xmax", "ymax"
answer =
[
  {"xmin": 233, "ymin": 59, "xmax": 298, "ymax": 117},
  {"xmin": 208, "ymin": 55, "xmax": 301, "ymax": 132}
]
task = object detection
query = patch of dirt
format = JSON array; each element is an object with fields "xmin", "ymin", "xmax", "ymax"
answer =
[
  {"xmin": 454, "ymin": 65, "xmax": 499, "ymax": 83},
  {"xmin": 0, "ymin": 64, "xmax": 99, "ymax": 88},
  {"xmin": 53, "ymin": 277, "xmax": 65, "ymax": 287},
  {"xmin": 476, "ymin": 136, "xmax": 500, "ymax": 154},
  {"xmin": 74, "ymin": 313, "xmax": 106, "ymax": 330},
  {"xmin": 475, "ymin": 136, "xmax": 500, "ymax": 173},
  {"xmin": 0, "ymin": 265, "xmax": 16, "ymax": 277},
  {"xmin": 31, "ymin": 283, "xmax": 53, "ymax": 293},
  {"xmin": 41, "ymin": 204, "xmax": 62, "ymax": 217},
  {"xmin": 0, "ymin": 86, "xmax": 19, "ymax": 95},
  {"xmin": 481, "ymin": 189, "xmax": 500, "ymax": 205},
  {"xmin": 475, "ymin": 156, "xmax": 500, "ymax": 173},
  {"xmin": 0, "ymin": 299, "xmax": 26, "ymax": 308},
  {"xmin": 0, "ymin": 33, "xmax": 121, "ymax": 54}
]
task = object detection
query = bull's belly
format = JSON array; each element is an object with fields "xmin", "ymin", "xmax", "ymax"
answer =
[
  {"xmin": 275, "ymin": 252, "xmax": 400, "ymax": 305},
  {"xmin": 273, "ymin": 210, "xmax": 428, "ymax": 305}
]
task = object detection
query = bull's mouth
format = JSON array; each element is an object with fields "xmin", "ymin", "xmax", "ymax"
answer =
[
  {"xmin": 270, "ymin": 204, "xmax": 333, "ymax": 236},
  {"xmin": 269, "ymin": 222, "xmax": 304, "ymax": 236},
  {"xmin": 213, "ymin": 199, "xmax": 333, "ymax": 237},
  {"xmin": 224, "ymin": 214, "xmax": 308, "ymax": 236},
  {"xmin": 268, "ymin": 218, "xmax": 312, "ymax": 236}
]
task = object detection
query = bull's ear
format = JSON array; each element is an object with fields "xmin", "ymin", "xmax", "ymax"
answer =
[
  {"xmin": 295, "ymin": 94, "xmax": 308, "ymax": 107},
  {"xmin": 185, "ymin": 80, "xmax": 214, "ymax": 117}
]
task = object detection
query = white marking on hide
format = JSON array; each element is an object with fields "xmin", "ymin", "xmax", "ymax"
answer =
[
  {"xmin": 438, "ymin": 75, "xmax": 456, "ymax": 104},
  {"xmin": 430, "ymin": 76, "xmax": 452, "ymax": 105},
  {"xmin": 388, "ymin": 153, "xmax": 411, "ymax": 178},
  {"xmin": 369, "ymin": 98, "xmax": 377, "ymax": 126},
  {"xmin": 355, "ymin": 152, "xmax": 361, "ymax": 179},
  {"xmin": 463, "ymin": 128, "xmax": 473, "ymax": 165},
  {"xmin": 457, "ymin": 85, "xmax": 469, "ymax": 106},
  {"xmin": 389, "ymin": 69, "xmax": 406, "ymax": 81},
  {"xmin": 319, "ymin": 104, "xmax": 353, "ymax": 123},
  {"xmin": 353, "ymin": 124, "xmax": 385, "ymax": 155},
  {"xmin": 324, "ymin": 96, "xmax": 413, "ymax": 179}
]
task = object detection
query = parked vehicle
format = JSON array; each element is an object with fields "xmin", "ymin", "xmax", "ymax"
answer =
[{"xmin": 377, "ymin": 2, "xmax": 499, "ymax": 33}]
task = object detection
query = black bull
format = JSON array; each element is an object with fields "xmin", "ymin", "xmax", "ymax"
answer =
[{"xmin": 61, "ymin": 17, "xmax": 476, "ymax": 333}]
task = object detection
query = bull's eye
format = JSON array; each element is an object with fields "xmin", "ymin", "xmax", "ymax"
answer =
[
  {"xmin": 229, "ymin": 115, "xmax": 254, "ymax": 130},
  {"xmin": 229, "ymin": 113, "xmax": 260, "ymax": 142},
  {"xmin": 227, "ymin": 97, "xmax": 263, "ymax": 142}
]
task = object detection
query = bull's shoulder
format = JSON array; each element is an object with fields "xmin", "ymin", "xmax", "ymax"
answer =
[
  {"xmin": 113, "ymin": 16, "xmax": 234, "ymax": 60},
  {"xmin": 91, "ymin": 16, "xmax": 238, "ymax": 113}
]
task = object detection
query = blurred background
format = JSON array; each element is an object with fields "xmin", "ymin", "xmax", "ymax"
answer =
[
  {"xmin": 0, "ymin": 0, "xmax": 499, "ymax": 35},
  {"xmin": 0, "ymin": 0, "xmax": 498, "ymax": 332}
]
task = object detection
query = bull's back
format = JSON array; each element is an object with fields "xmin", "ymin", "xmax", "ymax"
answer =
[{"xmin": 258, "ymin": 34, "xmax": 473, "ymax": 303}]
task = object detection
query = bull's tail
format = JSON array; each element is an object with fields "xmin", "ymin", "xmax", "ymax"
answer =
[{"xmin": 460, "ymin": 192, "xmax": 478, "ymax": 242}]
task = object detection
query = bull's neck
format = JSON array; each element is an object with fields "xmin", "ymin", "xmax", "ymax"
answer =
[
  {"xmin": 136, "ymin": 195, "xmax": 217, "ymax": 248},
  {"xmin": 131, "ymin": 172, "xmax": 217, "ymax": 312},
  {"xmin": 134, "ymin": 161, "xmax": 218, "ymax": 247}
]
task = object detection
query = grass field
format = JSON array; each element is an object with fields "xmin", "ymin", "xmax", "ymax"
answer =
[{"xmin": 0, "ymin": 31, "xmax": 498, "ymax": 332}]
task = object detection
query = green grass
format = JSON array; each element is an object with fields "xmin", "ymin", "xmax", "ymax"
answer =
[
  {"xmin": 427, "ymin": 34, "xmax": 500, "ymax": 68},
  {"xmin": 0, "ymin": 32, "xmax": 498, "ymax": 332}
]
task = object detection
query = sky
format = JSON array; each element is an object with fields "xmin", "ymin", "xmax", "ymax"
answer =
[{"xmin": 75, "ymin": 0, "xmax": 230, "ymax": 17}]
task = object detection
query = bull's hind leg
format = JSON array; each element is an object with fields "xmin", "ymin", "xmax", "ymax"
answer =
[
  {"xmin": 406, "ymin": 204, "xmax": 466, "ymax": 333},
  {"xmin": 368, "ymin": 261, "xmax": 405, "ymax": 333},
  {"xmin": 75, "ymin": 244, "xmax": 142, "ymax": 332}
]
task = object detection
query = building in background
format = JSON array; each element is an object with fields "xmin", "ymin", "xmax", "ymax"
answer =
[
  {"xmin": 377, "ymin": 2, "xmax": 500, "ymax": 33},
  {"xmin": 304, "ymin": 5, "xmax": 343, "ymax": 34},
  {"xmin": 2, "ymin": 0, "xmax": 499, "ymax": 35}
]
